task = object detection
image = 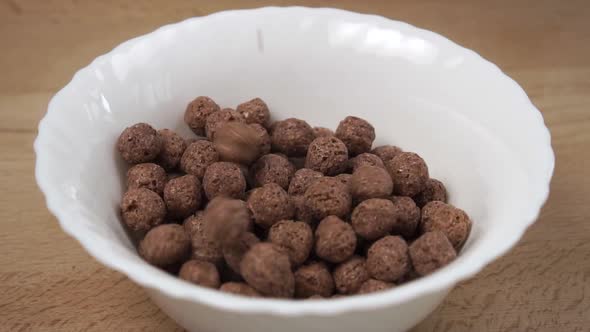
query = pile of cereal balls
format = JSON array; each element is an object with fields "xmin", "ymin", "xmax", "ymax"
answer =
[{"xmin": 117, "ymin": 96, "xmax": 471, "ymax": 299}]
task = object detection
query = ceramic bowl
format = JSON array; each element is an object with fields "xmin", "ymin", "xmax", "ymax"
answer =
[{"xmin": 35, "ymin": 7, "xmax": 554, "ymax": 332}]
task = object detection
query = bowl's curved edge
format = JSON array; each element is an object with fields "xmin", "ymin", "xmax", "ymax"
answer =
[{"xmin": 34, "ymin": 6, "xmax": 555, "ymax": 316}]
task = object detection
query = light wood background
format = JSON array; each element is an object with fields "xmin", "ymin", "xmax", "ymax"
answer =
[{"xmin": 1, "ymin": 1, "xmax": 589, "ymax": 331}]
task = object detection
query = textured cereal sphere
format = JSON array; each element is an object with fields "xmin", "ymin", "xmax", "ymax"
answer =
[
  {"xmin": 291, "ymin": 195, "xmax": 314, "ymax": 224},
  {"xmin": 203, "ymin": 197, "xmax": 252, "ymax": 247},
  {"xmin": 348, "ymin": 153, "xmax": 385, "ymax": 172},
  {"xmin": 371, "ymin": 145, "xmax": 403, "ymax": 163},
  {"xmin": 294, "ymin": 262, "xmax": 334, "ymax": 298},
  {"xmin": 156, "ymin": 129, "xmax": 187, "ymax": 170},
  {"xmin": 184, "ymin": 96, "xmax": 220, "ymax": 136},
  {"xmin": 313, "ymin": 127, "xmax": 334, "ymax": 138},
  {"xmin": 315, "ymin": 216, "xmax": 357, "ymax": 263},
  {"xmin": 223, "ymin": 232, "xmax": 260, "ymax": 274},
  {"xmin": 126, "ymin": 163, "xmax": 167, "ymax": 196},
  {"xmin": 409, "ymin": 231, "xmax": 457, "ymax": 276},
  {"xmin": 179, "ymin": 260, "xmax": 220, "ymax": 289},
  {"xmin": 138, "ymin": 224, "xmax": 190, "ymax": 267},
  {"xmin": 305, "ymin": 136, "xmax": 349, "ymax": 175},
  {"xmin": 203, "ymin": 162, "xmax": 247, "ymax": 200},
  {"xmin": 268, "ymin": 220, "xmax": 314, "ymax": 267},
  {"xmin": 350, "ymin": 165, "xmax": 393, "ymax": 202},
  {"xmin": 220, "ymin": 282, "xmax": 261, "ymax": 297},
  {"xmin": 386, "ymin": 152, "xmax": 429, "ymax": 197},
  {"xmin": 247, "ymin": 183, "xmax": 294, "ymax": 228},
  {"xmin": 240, "ymin": 243, "xmax": 295, "ymax": 298},
  {"xmin": 250, "ymin": 123, "xmax": 272, "ymax": 155},
  {"xmin": 121, "ymin": 188, "xmax": 166, "ymax": 232},
  {"xmin": 366, "ymin": 236, "xmax": 410, "ymax": 282},
  {"xmin": 413, "ymin": 178, "xmax": 448, "ymax": 208},
  {"xmin": 117, "ymin": 123, "xmax": 162, "ymax": 164},
  {"xmin": 357, "ymin": 279, "xmax": 394, "ymax": 295},
  {"xmin": 185, "ymin": 212, "xmax": 224, "ymax": 266},
  {"xmin": 304, "ymin": 177, "xmax": 352, "ymax": 220},
  {"xmin": 335, "ymin": 116, "xmax": 375, "ymax": 156},
  {"xmin": 183, "ymin": 211, "xmax": 204, "ymax": 236},
  {"xmin": 250, "ymin": 154, "xmax": 295, "ymax": 189},
  {"xmin": 389, "ymin": 196, "xmax": 421, "ymax": 239},
  {"xmin": 334, "ymin": 173, "xmax": 352, "ymax": 188},
  {"xmin": 180, "ymin": 140, "xmax": 219, "ymax": 179},
  {"xmin": 205, "ymin": 108, "xmax": 246, "ymax": 140},
  {"xmin": 271, "ymin": 118, "xmax": 315, "ymax": 157},
  {"xmin": 213, "ymin": 122, "xmax": 262, "ymax": 165},
  {"xmin": 163, "ymin": 175, "xmax": 202, "ymax": 219},
  {"xmin": 420, "ymin": 201, "xmax": 471, "ymax": 250},
  {"xmin": 351, "ymin": 198, "xmax": 396, "ymax": 240},
  {"xmin": 236, "ymin": 97, "xmax": 270, "ymax": 127},
  {"xmin": 333, "ymin": 256, "xmax": 370, "ymax": 294},
  {"xmin": 288, "ymin": 168, "xmax": 323, "ymax": 196}
]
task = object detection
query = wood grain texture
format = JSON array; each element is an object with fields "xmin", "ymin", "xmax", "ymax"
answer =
[{"xmin": 1, "ymin": 0, "xmax": 588, "ymax": 331}]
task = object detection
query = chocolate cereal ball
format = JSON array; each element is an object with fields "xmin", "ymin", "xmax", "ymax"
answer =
[
  {"xmin": 350, "ymin": 165, "xmax": 393, "ymax": 202},
  {"xmin": 313, "ymin": 127, "xmax": 334, "ymax": 138},
  {"xmin": 184, "ymin": 96, "xmax": 220, "ymax": 136},
  {"xmin": 294, "ymin": 262, "xmax": 334, "ymax": 298},
  {"xmin": 386, "ymin": 152, "xmax": 429, "ymax": 197},
  {"xmin": 203, "ymin": 197, "xmax": 252, "ymax": 247},
  {"xmin": 334, "ymin": 173, "xmax": 352, "ymax": 188},
  {"xmin": 138, "ymin": 224, "xmax": 190, "ymax": 267},
  {"xmin": 247, "ymin": 183, "xmax": 294, "ymax": 228},
  {"xmin": 357, "ymin": 279, "xmax": 394, "ymax": 295},
  {"xmin": 164, "ymin": 175, "xmax": 202, "ymax": 219},
  {"xmin": 156, "ymin": 129, "xmax": 186, "ymax": 170},
  {"xmin": 409, "ymin": 231, "xmax": 457, "ymax": 276},
  {"xmin": 121, "ymin": 188, "xmax": 166, "ymax": 232},
  {"xmin": 288, "ymin": 168, "xmax": 323, "ymax": 196},
  {"xmin": 305, "ymin": 136, "xmax": 348, "ymax": 175},
  {"xmin": 180, "ymin": 140, "xmax": 219, "ymax": 179},
  {"xmin": 349, "ymin": 153, "xmax": 385, "ymax": 172},
  {"xmin": 236, "ymin": 98, "xmax": 270, "ymax": 127},
  {"xmin": 186, "ymin": 212, "xmax": 224, "ymax": 266},
  {"xmin": 205, "ymin": 108, "xmax": 245, "ymax": 140},
  {"xmin": 250, "ymin": 123, "xmax": 272, "ymax": 155},
  {"xmin": 183, "ymin": 211, "xmax": 204, "ymax": 236},
  {"xmin": 413, "ymin": 178, "xmax": 448, "ymax": 208},
  {"xmin": 213, "ymin": 122, "xmax": 262, "ymax": 165},
  {"xmin": 420, "ymin": 201, "xmax": 471, "ymax": 250},
  {"xmin": 203, "ymin": 162, "xmax": 247, "ymax": 200},
  {"xmin": 389, "ymin": 196, "xmax": 421, "ymax": 239},
  {"xmin": 250, "ymin": 154, "xmax": 295, "ymax": 189},
  {"xmin": 220, "ymin": 282, "xmax": 261, "ymax": 297},
  {"xmin": 126, "ymin": 163, "xmax": 167, "ymax": 196},
  {"xmin": 351, "ymin": 198, "xmax": 396, "ymax": 240},
  {"xmin": 268, "ymin": 220, "xmax": 313, "ymax": 267},
  {"xmin": 304, "ymin": 177, "xmax": 352, "ymax": 220},
  {"xmin": 117, "ymin": 123, "xmax": 162, "ymax": 164},
  {"xmin": 223, "ymin": 232, "xmax": 260, "ymax": 274},
  {"xmin": 240, "ymin": 243, "xmax": 295, "ymax": 298},
  {"xmin": 366, "ymin": 236, "xmax": 410, "ymax": 282},
  {"xmin": 335, "ymin": 116, "xmax": 375, "ymax": 156},
  {"xmin": 291, "ymin": 195, "xmax": 314, "ymax": 224},
  {"xmin": 315, "ymin": 216, "xmax": 357, "ymax": 263},
  {"xmin": 179, "ymin": 260, "xmax": 220, "ymax": 289},
  {"xmin": 271, "ymin": 118, "xmax": 315, "ymax": 157},
  {"xmin": 333, "ymin": 256, "xmax": 370, "ymax": 294},
  {"xmin": 371, "ymin": 145, "xmax": 403, "ymax": 163}
]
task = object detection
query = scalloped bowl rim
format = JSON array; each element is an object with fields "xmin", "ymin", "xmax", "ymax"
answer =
[{"xmin": 34, "ymin": 6, "xmax": 554, "ymax": 317}]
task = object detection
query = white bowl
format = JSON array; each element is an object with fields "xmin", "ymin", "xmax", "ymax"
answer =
[{"xmin": 34, "ymin": 7, "xmax": 554, "ymax": 332}]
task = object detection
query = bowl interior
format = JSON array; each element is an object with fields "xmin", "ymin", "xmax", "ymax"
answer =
[{"xmin": 36, "ymin": 7, "xmax": 553, "ymax": 315}]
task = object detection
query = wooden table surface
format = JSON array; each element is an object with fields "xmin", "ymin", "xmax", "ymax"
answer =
[{"xmin": 1, "ymin": 1, "xmax": 589, "ymax": 331}]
